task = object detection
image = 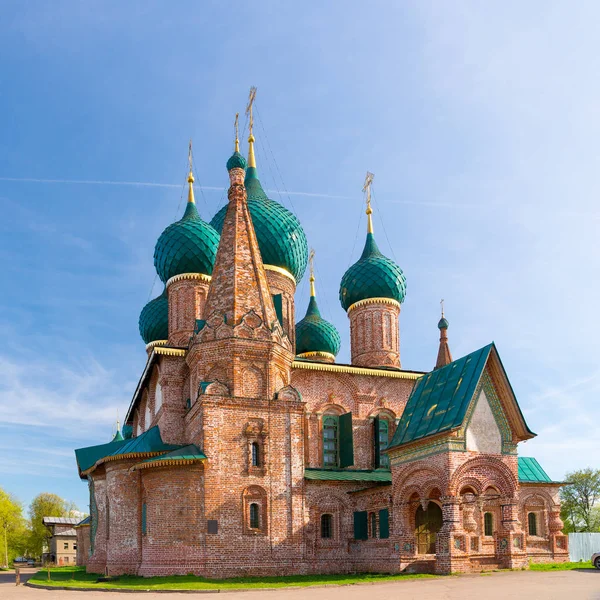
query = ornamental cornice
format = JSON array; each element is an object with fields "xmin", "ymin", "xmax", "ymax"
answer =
[
  {"xmin": 166, "ymin": 272, "xmax": 212, "ymax": 288},
  {"xmin": 154, "ymin": 346, "xmax": 187, "ymax": 357},
  {"xmin": 347, "ymin": 297, "xmax": 401, "ymax": 313},
  {"xmin": 292, "ymin": 360, "xmax": 422, "ymax": 380},
  {"xmin": 131, "ymin": 457, "xmax": 206, "ymax": 471},
  {"xmin": 145, "ymin": 340, "xmax": 169, "ymax": 351},
  {"xmin": 296, "ymin": 351, "xmax": 336, "ymax": 362},
  {"xmin": 264, "ymin": 264, "xmax": 296, "ymax": 285}
]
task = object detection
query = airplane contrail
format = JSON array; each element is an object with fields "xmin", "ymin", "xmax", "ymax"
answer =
[{"xmin": 0, "ymin": 177, "xmax": 353, "ymax": 200}]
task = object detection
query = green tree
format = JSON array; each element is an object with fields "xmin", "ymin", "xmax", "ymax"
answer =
[
  {"xmin": 0, "ymin": 488, "xmax": 26, "ymax": 567},
  {"xmin": 28, "ymin": 493, "xmax": 79, "ymax": 559},
  {"xmin": 560, "ymin": 468, "xmax": 600, "ymax": 533}
]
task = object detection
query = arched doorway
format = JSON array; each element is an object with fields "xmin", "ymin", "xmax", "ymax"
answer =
[{"xmin": 415, "ymin": 503, "xmax": 443, "ymax": 554}]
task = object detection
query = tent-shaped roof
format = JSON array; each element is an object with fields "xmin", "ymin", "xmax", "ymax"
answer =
[{"xmin": 388, "ymin": 343, "xmax": 535, "ymax": 449}]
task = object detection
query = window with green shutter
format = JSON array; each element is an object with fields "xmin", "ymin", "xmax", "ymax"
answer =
[
  {"xmin": 353, "ymin": 511, "xmax": 368, "ymax": 540},
  {"xmin": 339, "ymin": 412, "xmax": 354, "ymax": 468},
  {"xmin": 141, "ymin": 503, "xmax": 147, "ymax": 535},
  {"xmin": 374, "ymin": 416, "xmax": 390, "ymax": 468},
  {"xmin": 379, "ymin": 508, "xmax": 389, "ymax": 539},
  {"xmin": 272, "ymin": 294, "xmax": 283, "ymax": 327},
  {"xmin": 323, "ymin": 415, "xmax": 339, "ymax": 467}
]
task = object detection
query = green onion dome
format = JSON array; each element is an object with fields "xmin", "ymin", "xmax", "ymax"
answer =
[
  {"xmin": 438, "ymin": 317, "xmax": 449, "ymax": 330},
  {"xmin": 138, "ymin": 288, "xmax": 169, "ymax": 344},
  {"xmin": 226, "ymin": 151, "xmax": 247, "ymax": 171},
  {"xmin": 339, "ymin": 232, "xmax": 407, "ymax": 311},
  {"xmin": 122, "ymin": 424, "xmax": 133, "ymax": 440},
  {"xmin": 296, "ymin": 296, "xmax": 341, "ymax": 357},
  {"xmin": 210, "ymin": 166, "xmax": 308, "ymax": 282},
  {"xmin": 153, "ymin": 173, "xmax": 220, "ymax": 283}
]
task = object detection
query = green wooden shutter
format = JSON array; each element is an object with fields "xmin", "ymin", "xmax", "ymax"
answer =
[
  {"xmin": 373, "ymin": 416, "xmax": 381, "ymax": 468},
  {"xmin": 353, "ymin": 511, "xmax": 368, "ymax": 540},
  {"xmin": 141, "ymin": 503, "xmax": 147, "ymax": 534},
  {"xmin": 272, "ymin": 294, "xmax": 283, "ymax": 327},
  {"xmin": 339, "ymin": 412, "xmax": 354, "ymax": 468},
  {"xmin": 379, "ymin": 508, "xmax": 389, "ymax": 539}
]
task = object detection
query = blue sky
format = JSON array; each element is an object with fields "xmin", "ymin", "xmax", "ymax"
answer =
[{"xmin": 1, "ymin": 1, "xmax": 598, "ymax": 513}]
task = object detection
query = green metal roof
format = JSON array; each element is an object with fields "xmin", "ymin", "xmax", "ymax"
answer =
[
  {"xmin": 304, "ymin": 468, "xmax": 392, "ymax": 482},
  {"xmin": 75, "ymin": 439, "xmax": 129, "ymax": 476},
  {"xmin": 210, "ymin": 166, "xmax": 308, "ymax": 282},
  {"xmin": 339, "ymin": 233, "xmax": 407, "ymax": 311},
  {"xmin": 438, "ymin": 317, "xmax": 449, "ymax": 330},
  {"xmin": 108, "ymin": 426, "xmax": 180, "ymax": 458},
  {"xmin": 389, "ymin": 344, "xmax": 493, "ymax": 448},
  {"xmin": 154, "ymin": 201, "xmax": 220, "ymax": 283},
  {"xmin": 141, "ymin": 444, "xmax": 207, "ymax": 464},
  {"xmin": 518, "ymin": 457, "xmax": 553, "ymax": 483},
  {"xmin": 295, "ymin": 296, "xmax": 341, "ymax": 357},
  {"xmin": 111, "ymin": 430, "xmax": 124, "ymax": 442},
  {"xmin": 138, "ymin": 288, "xmax": 169, "ymax": 344},
  {"xmin": 122, "ymin": 424, "xmax": 133, "ymax": 440}
]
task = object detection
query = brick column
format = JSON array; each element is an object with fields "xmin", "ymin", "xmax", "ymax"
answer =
[
  {"xmin": 167, "ymin": 274, "xmax": 210, "ymax": 347},
  {"xmin": 105, "ymin": 461, "xmax": 141, "ymax": 575},
  {"xmin": 348, "ymin": 300, "xmax": 401, "ymax": 368},
  {"xmin": 436, "ymin": 496, "xmax": 468, "ymax": 574},
  {"xmin": 496, "ymin": 499, "xmax": 527, "ymax": 569}
]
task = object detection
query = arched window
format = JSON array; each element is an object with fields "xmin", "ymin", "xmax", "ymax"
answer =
[
  {"xmin": 251, "ymin": 442, "xmax": 260, "ymax": 467},
  {"xmin": 323, "ymin": 415, "xmax": 339, "ymax": 467},
  {"xmin": 249, "ymin": 503, "xmax": 260, "ymax": 529},
  {"xmin": 374, "ymin": 417, "xmax": 390, "ymax": 468},
  {"xmin": 320, "ymin": 514, "xmax": 333, "ymax": 539},
  {"xmin": 528, "ymin": 512, "xmax": 537, "ymax": 536},
  {"xmin": 145, "ymin": 402, "xmax": 151, "ymax": 430},
  {"xmin": 484, "ymin": 512, "xmax": 493, "ymax": 536},
  {"xmin": 155, "ymin": 382, "xmax": 162, "ymax": 413},
  {"xmin": 370, "ymin": 512, "xmax": 377, "ymax": 538}
]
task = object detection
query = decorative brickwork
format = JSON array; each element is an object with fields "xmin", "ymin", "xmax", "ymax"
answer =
[
  {"xmin": 348, "ymin": 301, "xmax": 401, "ymax": 368},
  {"xmin": 79, "ymin": 151, "xmax": 566, "ymax": 579}
]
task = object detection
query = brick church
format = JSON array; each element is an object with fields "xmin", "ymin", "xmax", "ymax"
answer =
[{"xmin": 75, "ymin": 105, "xmax": 568, "ymax": 576}]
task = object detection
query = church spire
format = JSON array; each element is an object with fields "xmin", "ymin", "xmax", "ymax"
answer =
[
  {"xmin": 199, "ymin": 123, "xmax": 284, "ymax": 347},
  {"xmin": 435, "ymin": 300, "xmax": 453, "ymax": 370}
]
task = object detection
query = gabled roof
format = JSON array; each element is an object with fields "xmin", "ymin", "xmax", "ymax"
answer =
[
  {"xmin": 304, "ymin": 468, "xmax": 392, "ymax": 482},
  {"xmin": 388, "ymin": 343, "xmax": 534, "ymax": 450},
  {"xmin": 75, "ymin": 516, "xmax": 91, "ymax": 527},
  {"xmin": 518, "ymin": 457, "xmax": 557, "ymax": 483}
]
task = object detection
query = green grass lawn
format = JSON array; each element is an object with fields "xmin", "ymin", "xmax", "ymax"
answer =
[
  {"xmin": 529, "ymin": 561, "xmax": 594, "ymax": 571},
  {"xmin": 28, "ymin": 566, "xmax": 436, "ymax": 590}
]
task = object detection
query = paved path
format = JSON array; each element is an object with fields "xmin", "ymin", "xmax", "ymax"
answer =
[{"xmin": 0, "ymin": 569, "xmax": 599, "ymax": 600}]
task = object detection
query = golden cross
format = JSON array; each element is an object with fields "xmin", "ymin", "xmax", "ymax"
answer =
[
  {"xmin": 234, "ymin": 113, "xmax": 240, "ymax": 151},
  {"xmin": 309, "ymin": 248, "xmax": 316, "ymax": 296},
  {"xmin": 362, "ymin": 171, "xmax": 375, "ymax": 232},
  {"xmin": 188, "ymin": 139, "xmax": 193, "ymax": 173},
  {"xmin": 440, "ymin": 299, "xmax": 445, "ymax": 317},
  {"xmin": 246, "ymin": 86, "xmax": 257, "ymax": 135}
]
